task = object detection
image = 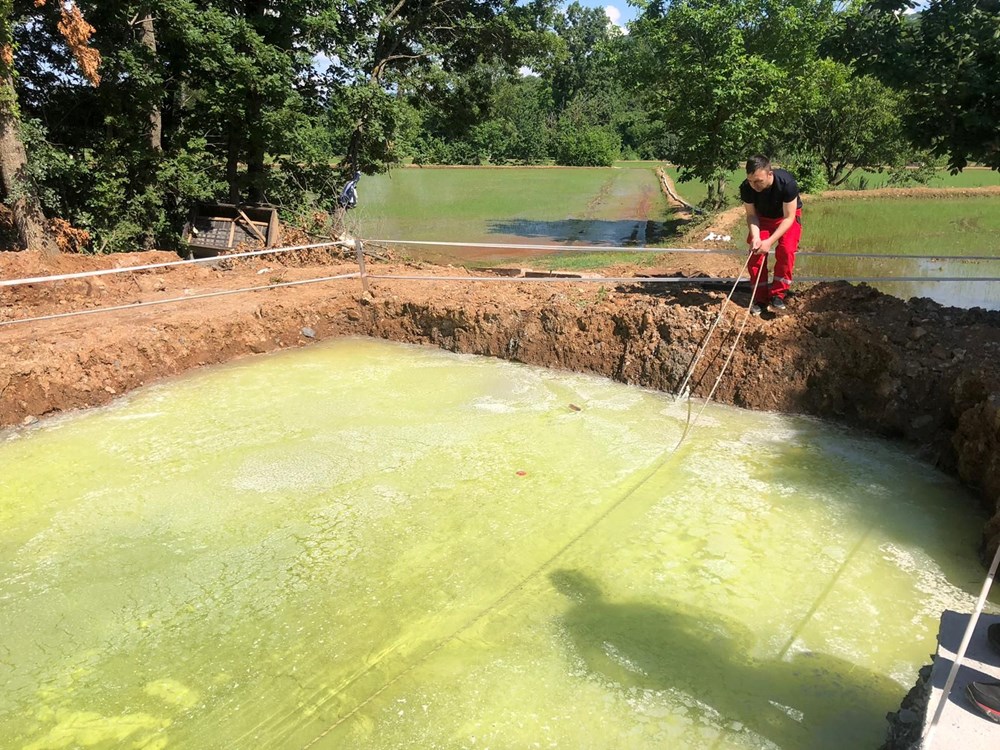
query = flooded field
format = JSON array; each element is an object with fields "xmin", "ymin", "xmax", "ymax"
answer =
[
  {"xmin": 351, "ymin": 167, "xmax": 999, "ymax": 310},
  {"xmin": 354, "ymin": 167, "xmax": 675, "ymax": 263}
]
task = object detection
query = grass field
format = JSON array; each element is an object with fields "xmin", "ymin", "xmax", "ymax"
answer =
[
  {"xmin": 839, "ymin": 168, "xmax": 1000, "ymax": 191},
  {"xmin": 355, "ymin": 166, "xmax": 676, "ymax": 265},
  {"xmin": 352, "ymin": 165, "xmax": 998, "ymax": 306},
  {"xmin": 789, "ymin": 196, "xmax": 1000, "ymax": 309},
  {"xmin": 666, "ymin": 165, "xmax": 1000, "ymax": 205},
  {"xmin": 802, "ymin": 197, "xmax": 1000, "ymax": 257}
]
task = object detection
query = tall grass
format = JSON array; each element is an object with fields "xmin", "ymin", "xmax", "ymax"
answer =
[
  {"xmin": 802, "ymin": 197, "xmax": 1000, "ymax": 257},
  {"xmin": 667, "ymin": 165, "xmax": 1000, "ymax": 204},
  {"xmin": 838, "ymin": 168, "xmax": 1000, "ymax": 191}
]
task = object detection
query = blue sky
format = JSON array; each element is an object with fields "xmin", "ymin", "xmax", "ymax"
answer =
[
  {"xmin": 576, "ymin": 0, "xmax": 639, "ymax": 30},
  {"xmin": 576, "ymin": 1, "xmax": 927, "ymax": 29}
]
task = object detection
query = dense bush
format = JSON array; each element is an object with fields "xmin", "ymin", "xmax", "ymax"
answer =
[
  {"xmin": 780, "ymin": 151, "xmax": 829, "ymax": 194},
  {"xmin": 553, "ymin": 126, "xmax": 621, "ymax": 167}
]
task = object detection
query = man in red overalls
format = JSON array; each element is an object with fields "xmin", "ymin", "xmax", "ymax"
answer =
[{"xmin": 739, "ymin": 154, "xmax": 802, "ymax": 315}]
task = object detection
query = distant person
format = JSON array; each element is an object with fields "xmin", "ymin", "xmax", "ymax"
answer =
[
  {"xmin": 739, "ymin": 155, "xmax": 802, "ymax": 315},
  {"xmin": 338, "ymin": 171, "xmax": 361, "ymax": 210}
]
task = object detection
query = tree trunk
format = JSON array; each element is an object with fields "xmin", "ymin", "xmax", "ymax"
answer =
[
  {"xmin": 705, "ymin": 173, "xmax": 728, "ymax": 210},
  {"xmin": 246, "ymin": 91, "xmax": 265, "ymax": 204},
  {"xmin": 137, "ymin": 9, "xmax": 162, "ymax": 152},
  {"xmin": 714, "ymin": 174, "xmax": 727, "ymax": 208},
  {"xmin": 226, "ymin": 128, "xmax": 241, "ymax": 203},
  {"xmin": 243, "ymin": 0, "xmax": 267, "ymax": 204},
  {"xmin": 0, "ymin": 75, "xmax": 57, "ymax": 255}
]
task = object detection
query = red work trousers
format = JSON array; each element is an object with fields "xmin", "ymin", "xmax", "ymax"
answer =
[{"xmin": 747, "ymin": 210, "xmax": 802, "ymax": 304}]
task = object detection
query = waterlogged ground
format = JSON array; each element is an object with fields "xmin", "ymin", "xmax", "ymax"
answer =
[
  {"xmin": 353, "ymin": 167, "xmax": 674, "ymax": 264},
  {"xmin": 349, "ymin": 166, "xmax": 999, "ymax": 309},
  {"xmin": 0, "ymin": 339, "xmax": 992, "ymax": 749},
  {"xmin": 800, "ymin": 197, "xmax": 1000, "ymax": 310}
]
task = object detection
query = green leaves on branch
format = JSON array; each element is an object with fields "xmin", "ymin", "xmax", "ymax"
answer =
[
  {"xmin": 781, "ymin": 58, "xmax": 911, "ymax": 187},
  {"xmin": 631, "ymin": 0, "xmax": 809, "ymax": 207}
]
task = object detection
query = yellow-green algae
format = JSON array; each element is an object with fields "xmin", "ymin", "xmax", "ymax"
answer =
[{"xmin": 0, "ymin": 338, "xmax": 992, "ymax": 749}]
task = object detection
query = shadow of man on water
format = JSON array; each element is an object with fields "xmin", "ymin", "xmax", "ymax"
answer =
[{"xmin": 550, "ymin": 569, "xmax": 902, "ymax": 749}]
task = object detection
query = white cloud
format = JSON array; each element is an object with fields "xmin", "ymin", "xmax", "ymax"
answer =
[{"xmin": 605, "ymin": 5, "xmax": 628, "ymax": 33}]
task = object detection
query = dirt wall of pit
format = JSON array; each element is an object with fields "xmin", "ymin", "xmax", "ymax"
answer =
[{"xmin": 2, "ymin": 265, "xmax": 998, "ymax": 560}]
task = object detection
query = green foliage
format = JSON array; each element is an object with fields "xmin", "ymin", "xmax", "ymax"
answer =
[
  {"xmin": 901, "ymin": 0, "xmax": 1000, "ymax": 171},
  {"xmin": 780, "ymin": 151, "xmax": 829, "ymax": 194},
  {"xmin": 5, "ymin": 0, "xmax": 551, "ymax": 251},
  {"xmin": 411, "ymin": 136, "xmax": 486, "ymax": 166},
  {"xmin": 553, "ymin": 124, "xmax": 621, "ymax": 167},
  {"xmin": 884, "ymin": 153, "xmax": 945, "ymax": 187},
  {"xmin": 630, "ymin": 0, "xmax": 826, "ymax": 208},
  {"xmin": 331, "ymin": 0, "xmax": 555, "ymax": 174},
  {"xmin": 408, "ymin": 67, "xmax": 553, "ymax": 167},
  {"xmin": 486, "ymin": 76, "xmax": 552, "ymax": 163},
  {"xmin": 831, "ymin": 0, "xmax": 1000, "ymax": 173},
  {"xmin": 544, "ymin": 1, "xmax": 621, "ymax": 110},
  {"xmin": 22, "ymin": 117, "xmax": 224, "ymax": 252},
  {"xmin": 782, "ymin": 58, "xmax": 910, "ymax": 186},
  {"xmin": 5, "ymin": 0, "xmax": 997, "ymax": 256}
]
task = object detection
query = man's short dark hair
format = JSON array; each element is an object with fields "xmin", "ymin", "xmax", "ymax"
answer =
[{"xmin": 746, "ymin": 155, "xmax": 771, "ymax": 174}]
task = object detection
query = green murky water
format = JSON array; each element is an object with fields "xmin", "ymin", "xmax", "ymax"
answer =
[{"xmin": 1, "ymin": 339, "xmax": 993, "ymax": 749}]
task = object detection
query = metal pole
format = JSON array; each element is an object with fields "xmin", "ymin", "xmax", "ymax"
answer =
[
  {"xmin": 922, "ymin": 539, "xmax": 1000, "ymax": 748},
  {"xmin": 354, "ymin": 238, "xmax": 369, "ymax": 293}
]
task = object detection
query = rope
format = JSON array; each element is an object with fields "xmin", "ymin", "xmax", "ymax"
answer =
[
  {"xmin": 0, "ymin": 240, "xmax": 350, "ymax": 289},
  {"xmin": 0, "ymin": 238, "xmax": 995, "ymax": 292},
  {"xmin": 671, "ymin": 256, "xmax": 767, "ymax": 453},
  {"xmin": 299, "ymin": 258, "xmax": 770, "ymax": 747},
  {"xmin": 0, "ymin": 272, "xmax": 360, "ymax": 328},
  {"xmin": 366, "ymin": 274, "xmax": 1000, "ymax": 284},
  {"xmin": 675, "ymin": 255, "xmax": 753, "ymax": 399},
  {"xmin": 689, "ymin": 271, "xmax": 761, "ymax": 428},
  {"xmin": 4, "ymin": 269, "xmax": 992, "ymax": 331},
  {"xmin": 922, "ymin": 540, "xmax": 1000, "ymax": 749}
]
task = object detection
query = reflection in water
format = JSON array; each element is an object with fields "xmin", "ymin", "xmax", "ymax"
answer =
[
  {"xmin": 487, "ymin": 218, "xmax": 673, "ymax": 246},
  {"xmin": 799, "ymin": 254, "xmax": 1000, "ymax": 310},
  {"xmin": 551, "ymin": 569, "xmax": 902, "ymax": 749}
]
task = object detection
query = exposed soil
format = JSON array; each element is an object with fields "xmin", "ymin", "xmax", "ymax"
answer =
[{"xmin": 2, "ymin": 247, "xmax": 999, "ymax": 562}]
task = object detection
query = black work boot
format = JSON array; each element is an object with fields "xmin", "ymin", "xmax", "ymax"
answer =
[
  {"xmin": 988, "ymin": 622, "xmax": 1000, "ymax": 657},
  {"xmin": 967, "ymin": 681, "xmax": 1000, "ymax": 723}
]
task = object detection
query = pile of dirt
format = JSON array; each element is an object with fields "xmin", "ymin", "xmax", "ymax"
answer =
[{"xmin": 2, "ymin": 248, "xmax": 999, "ymax": 560}]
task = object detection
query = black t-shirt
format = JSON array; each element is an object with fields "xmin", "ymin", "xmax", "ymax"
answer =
[{"xmin": 739, "ymin": 168, "xmax": 802, "ymax": 218}]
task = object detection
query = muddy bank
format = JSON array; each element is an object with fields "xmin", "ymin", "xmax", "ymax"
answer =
[{"xmin": 1, "ymin": 251, "xmax": 999, "ymax": 558}]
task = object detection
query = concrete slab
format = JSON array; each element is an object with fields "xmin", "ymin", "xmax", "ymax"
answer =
[{"xmin": 923, "ymin": 610, "xmax": 1000, "ymax": 749}]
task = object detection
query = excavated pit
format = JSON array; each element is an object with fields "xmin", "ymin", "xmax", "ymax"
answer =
[{"xmin": 2, "ymin": 249, "xmax": 999, "ymax": 560}]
